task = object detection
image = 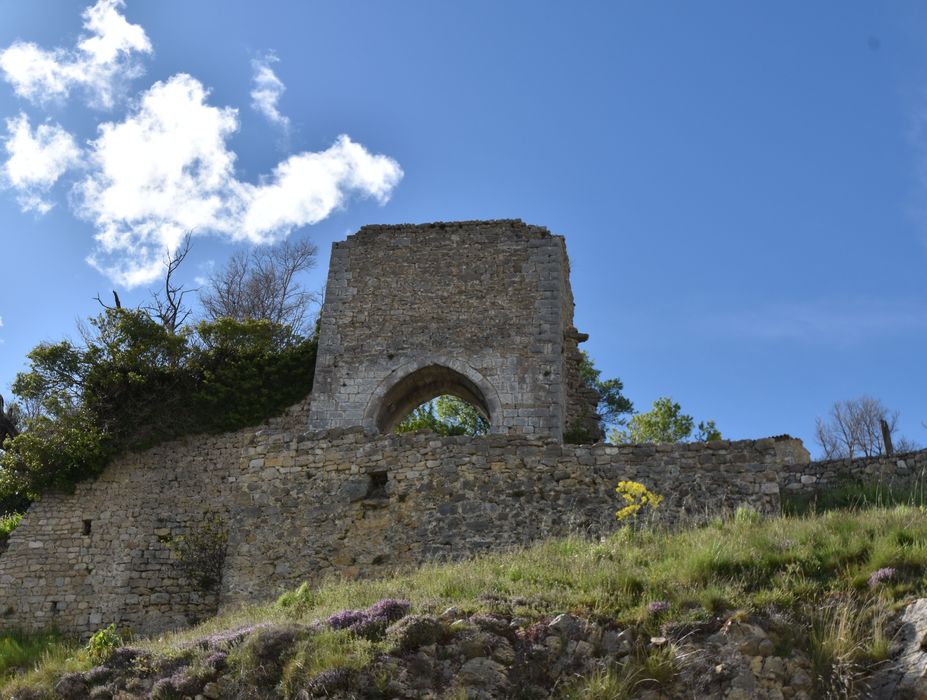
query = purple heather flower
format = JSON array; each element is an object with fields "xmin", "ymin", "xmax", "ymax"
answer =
[
  {"xmin": 647, "ymin": 600, "xmax": 671, "ymax": 616},
  {"xmin": 325, "ymin": 599, "xmax": 411, "ymax": 634},
  {"xmin": 326, "ymin": 609, "xmax": 367, "ymax": 630},
  {"xmin": 868, "ymin": 567, "xmax": 897, "ymax": 588},
  {"xmin": 206, "ymin": 651, "xmax": 228, "ymax": 670},
  {"xmin": 366, "ymin": 598, "xmax": 411, "ymax": 622}
]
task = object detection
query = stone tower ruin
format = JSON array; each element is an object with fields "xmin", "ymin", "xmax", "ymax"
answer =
[{"xmin": 307, "ymin": 220, "xmax": 599, "ymax": 439}]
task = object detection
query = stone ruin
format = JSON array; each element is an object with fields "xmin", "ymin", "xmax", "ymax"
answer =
[
  {"xmin": 308, "ymin": 220, "xmax": 600, "ymax": 439},
  {"xmin": 11, "ymin": 218, "xmax": 904, "ymax": 638}
]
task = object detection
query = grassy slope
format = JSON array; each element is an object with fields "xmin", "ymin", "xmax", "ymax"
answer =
[{"xmin": 3, "ymin": 505, "xmax": 927, "ymax": 695}]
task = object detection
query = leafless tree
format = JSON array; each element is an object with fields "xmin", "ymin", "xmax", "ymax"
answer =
[
  {"xmin": 200, "ymin": 238, "xmax": 318, "ymax": 334},
  {"xmin": 815, "ymin": 395, "xmax": 910, "ymax": 460},
  {"xmin": 145, "ymin": 235, "xmax": 195, "ymax": 334},
  {"xmin": 94, "ymin": 235, "xmax": 195, "ymax": 335}
]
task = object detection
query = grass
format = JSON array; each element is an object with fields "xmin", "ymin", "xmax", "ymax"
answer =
[
  {"xmin": 0, "ymin": 630, "xmax": 82, "ymax": 690},
  {"xmin": 783, "ymin": 476, "xmax": 927, "ymax": 515},
  {"xmin": 0, "ymin": 512, "xmax": 23, "ymax": 550},
  {"xmin": 4, "ymin": 506, "xmax": 927, "ymax": 696}
]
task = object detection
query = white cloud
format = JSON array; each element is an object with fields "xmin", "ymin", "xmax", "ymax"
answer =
[
  {"xmin": 251, "ymin": 53, "xmax": 289, "ymax": 130},
  {"xmin": 79, "ymin": 74, "xmax": 403, "ymax": 287},
  {"xmin": 0, "ymin": 0, "xmax": 151, "ymax": 108},
  {"xmin": 2, "ymin": 112, "xmax": 82, "ymax": 213}
]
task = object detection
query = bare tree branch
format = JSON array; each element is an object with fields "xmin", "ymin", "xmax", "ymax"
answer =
[
  {"xmin": 815, "ymin": 395, "xmax": 909, "ymax": 460},
  {"xmin": 93, "ymin": 290, "xmax": 122, "ymax": 311},
  {"xmin": 145, "ymin": 234, "xmax": 196, "ymax": 334},
  {"xmin": 200, "ymin": 237, "xmax": 319, "ymax": 334}
]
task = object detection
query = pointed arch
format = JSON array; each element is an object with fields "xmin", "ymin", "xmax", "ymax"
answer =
[{"xmin": 363, "ymin": 357, "xmax": 503, "ymax": 434}]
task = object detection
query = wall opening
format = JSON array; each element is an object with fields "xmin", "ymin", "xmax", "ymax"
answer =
[
  {"xmin": 374, "ymin": 365, "xmax": 492, "ymax": 435},
  {"xmin": 367, "ymin": 471, "xmax": 389, "ymax": 499},
  {"xmin": 395, "ymin": 395, "xmax": 490, "ymax": 436},
  {"xmin": 82, "ymin": 519, "xmax": 92, "ymax": 536}
]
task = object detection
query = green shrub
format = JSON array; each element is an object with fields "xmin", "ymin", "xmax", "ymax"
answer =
[
  {"xmin": 0, "ymin": 312, "xmax": 317, "ymax": 501},
  {"xmin": 86, "ymin": 624, "xmax": 122, "ymax": 664},
  {"xmin": 0, "ymin": 512, "xmax": 22, "ymax": 539}
]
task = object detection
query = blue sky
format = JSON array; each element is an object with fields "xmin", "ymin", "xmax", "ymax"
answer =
[{"xmin": 0, "ymin": 1, "xmax": 924, "ymax": 453}]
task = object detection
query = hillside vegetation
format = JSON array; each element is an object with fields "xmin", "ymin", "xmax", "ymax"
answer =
[{"xmin": 3, "ymin": 504, "xmax": 927, "ymax": 698}]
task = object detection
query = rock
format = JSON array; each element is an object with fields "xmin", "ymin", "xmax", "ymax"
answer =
[
  {"xmin": 54, "ymin": 673, "xmax": 89, "ymax": 700},
  {"xmin": 870, "ymin": 598, "xmax": 927, "ymax": 699},
  {"xmin": 201, "ymin": 682, "xmax": 221, "ymax": 699},
  {"xmin": 387, "ymin": 615, "xmax": 445, "ymax": 651},
  {"xmin": 458, "ymin": 657, "xmax": 509, "ymax": 691},
  {"xmin": 789, "ymin": 668, "xmax": 812, "ymax": 690},
  {"xmin": 601, "ymin": 629, "xmax": 632, "ymax": 657},
  {"xmin": 548, "ymin": 613, "xmax": 583, "ymax": 639},
  {"xmin": 491, "ymin": 639, "xmax": 515, "ymax": 665},
  {"xmin": 650, "ymin": 636, "xmax": 667, "ymax": 647}
]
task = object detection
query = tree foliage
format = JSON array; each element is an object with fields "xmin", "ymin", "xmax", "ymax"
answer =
[
  {"xmin": 395, "ymin": 395, "xmax": 489, "ymax": 436},
  {"xmin": 578, "ymin": 351, "xmax": 634, "ymax": 428},
  {"xmin": 610, "ymin": 396, "xmax": 721, "ymax": 444},
  {"xmin": 0, "ymin": 309, "xmax": 316, "ymax": 500}
]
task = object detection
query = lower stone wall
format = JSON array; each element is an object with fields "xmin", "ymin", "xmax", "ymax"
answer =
[
  {"xmin": 0, "ymin": 417, "xmax": 805, "ymax": 637},
  {"xmin": 781, "ymin": 448, "xmax": 927, "ymax": 495}
]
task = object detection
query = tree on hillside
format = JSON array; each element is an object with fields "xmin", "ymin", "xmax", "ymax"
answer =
[
  {"xmin": 579, "ymin": 351, "xmax": 634, "ymax": 429},
  {"xmin": 0, "ymin": 395, "xmax": 20, "ymax": 445},
  {"xmin": 610, "ymin": 396, "xmax": 721, "ymax": 444},
  {"xmin": 815, "ymin": 395, "xmax": 918, "ymax": 460},
  {"xmin": 200, "ymin": 238, "xmax": 319, "ymax": 334}
]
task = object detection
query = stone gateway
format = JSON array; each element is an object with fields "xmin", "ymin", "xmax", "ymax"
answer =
[
  {"xmin": 307, "ymin": 220, "xmax": 599, "ymax": 439},
  {"xmin": 4, "ymin": 219, "xmax": 884, "ymax": 639}
]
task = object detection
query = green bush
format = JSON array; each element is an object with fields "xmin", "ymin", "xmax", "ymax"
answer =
[
  {"xmin": 0, "ymin": 311, "xmax": 317, "ymax": 501},
  {"xmin": 0, "ymin": 512, "xmax": 23, "ymax": 553},
  {"xmin": 86, "ymin": 624, "xmax": 122, "ymax": 664}
]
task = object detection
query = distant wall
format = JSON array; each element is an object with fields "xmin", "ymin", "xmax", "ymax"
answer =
[
  {"xmin": 0, "ymin": 418, "xmax": 803, "ymax": 637},
  {"xmin": 781, "ymin": 448, "xmax": 927, "ymax": 495}
]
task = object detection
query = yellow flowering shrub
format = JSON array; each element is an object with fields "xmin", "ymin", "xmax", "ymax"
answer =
[{"xmin": 615, "ymin": 480, "xmax": 664, "ymax": 522}]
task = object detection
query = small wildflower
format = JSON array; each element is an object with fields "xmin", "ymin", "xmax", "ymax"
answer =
[
  {"xmin": 615, "ymin": 481, "xmax": 663, "ymax": 522},
  {"xmin": 647, "ymin": 600, "xmax": 671, "ymax": 616},
  {"xmin": 868, "ymin": 567, "xmax": 897, "ymax": 588}
]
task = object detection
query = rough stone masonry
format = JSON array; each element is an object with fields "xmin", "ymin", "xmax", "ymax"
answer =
[
  {"xmin": 13, "ymin": 218, "xmax": 915, "ymax": 639},
  {"xmin": 307, "ymin": 220, "xmax": 600, "ymax": 440}
]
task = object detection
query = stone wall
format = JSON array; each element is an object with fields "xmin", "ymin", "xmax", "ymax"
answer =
[
  {"xmin": 221, "ymin": 431, "xmax": 803, "ymax": 607},
  {"xmin": 781, "ymin": 448, "xmax": 927, "ymax": 495},
  {"xmin": 307, "ymin": 220, "xmax": 593, "ymax": 439},
  {"xmin": 0, "ymin": 420, "xmax": 803, "ymax": 638},
  {"xmin": 0, "ymin": 400, "xmax": 311, "ymax": 638}
]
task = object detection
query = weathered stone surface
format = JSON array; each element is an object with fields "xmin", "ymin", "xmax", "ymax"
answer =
[
  {"xmin": 870, "ymin": 598, "xmax": 927, "ymax": 699},
  {"xmin": 306, "ymin": 220, "xmax": 599, "ymax": 440},
  {"xmin": 0, "ymin": 424, "xmax": 801, "ymax": 637},
  {"xmin": 783, "ymin": 448, "xmax": 927, "ymax": 498}
]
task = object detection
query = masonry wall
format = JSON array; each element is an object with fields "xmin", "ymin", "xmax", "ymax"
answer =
[
  {"xmin": 0, "ymin": 423, "xmax": 804, "ymax": 638},
  {"xmin": 0, "ymin": 400, "xmax": 311, "ymax": 638},
  {"xmin": 307, "ymin": 220, "xmax": 581, "ymax": 438},
  {"xmin": 781, "ymin": 448, "xmax": 927, "ymax": 495}
]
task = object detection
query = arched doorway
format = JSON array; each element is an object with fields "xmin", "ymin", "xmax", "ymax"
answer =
[{"xmin": 364, "ymin": 360, "xmax": 502, "ymax": 435}]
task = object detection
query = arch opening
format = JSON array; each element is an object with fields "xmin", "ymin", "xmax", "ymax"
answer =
[{"xmin": 373, "ymin": 364, "xmax": 493, "ymax": 435}]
